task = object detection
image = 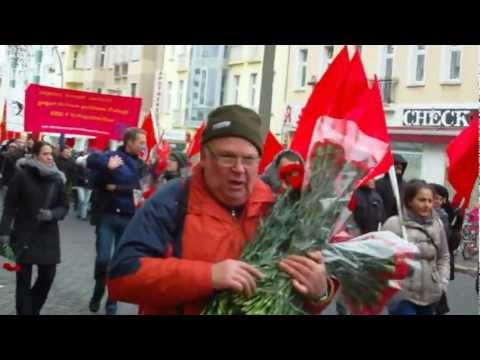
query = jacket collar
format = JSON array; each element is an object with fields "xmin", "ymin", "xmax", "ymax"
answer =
[{"xmin": 188, "ymin": 165, "xmax": 274, "ymax": 222}]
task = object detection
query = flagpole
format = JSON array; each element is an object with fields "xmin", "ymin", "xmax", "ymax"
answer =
[
  {"xmin": 388, "ymin": 165, "xmax": 408, "ymax": 240},
  {"xmin": 150, "ymin": 107, "xmax": 160, "ymax": 144}
]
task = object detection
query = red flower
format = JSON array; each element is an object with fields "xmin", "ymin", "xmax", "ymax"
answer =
[
  {"xmin": 3, "ymin": 262, "xmax": 22, "ymax": 272},
  {"xmin": 278, "ymin": 163, "xmax": 305, "ymax": 191}
]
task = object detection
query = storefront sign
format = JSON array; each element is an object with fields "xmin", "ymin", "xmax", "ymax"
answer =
[{"xmin": 403, "ymin": 109, "xmax": 476, "ymax": 128}]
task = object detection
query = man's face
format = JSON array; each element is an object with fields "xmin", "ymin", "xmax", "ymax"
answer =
[
  {"xmin": 166, "ymin": 156, "xmax": 179, "ymax": 172},
  {"xmin": 394, "ymin": 163, "xmax": 404, "ymax": 176},
  {"xmin": 433, "ymin": 194, "xmax": 446, "ymax": 209},
  {"xmin": 61, "ymin": 148, "xmax": 72, "ymax": 158},
  {"xmin": 15, "ymin": 139, "xmax": 26, "ymax": 149},
  {"xmin": 26, "ymin": 139, "xmax": 34, "ymax": 149},
  {"xmin": 126, "ymin": 134, "xmax": 147, "ymax": 157},
  {"xmin": 366, "ymin": 179, "xmax": 376, "ymax": 189},
  {"xmin": 201, "ymin": 137, "xmax": 260, "ymax": 208},
  {"xmin": 7, "ymin": 144, "xmax": 18, "ymax": 154}
]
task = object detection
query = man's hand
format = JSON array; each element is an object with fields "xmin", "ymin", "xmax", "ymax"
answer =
[
  {"xmin": 36, "ymin": 209, "xmax": 53, "ymax": 222},
  {"xmin": 106, "ymin": 184, "xmax": 117, "ymax": 192},
  {"xmin": 212, "ymin": 259, "xmax": 264, "ymax": 298},
  {"xmin": 278, "ymin": 251, "xmax": 328, "ymax": 302},
  {"xmin": 107, "ymin": 155, "xmax": 124, "ymax": 171}
]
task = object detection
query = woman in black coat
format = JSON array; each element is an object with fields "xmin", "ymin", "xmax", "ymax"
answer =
[{"xmin": 0, "ymin": 141, "xmax": 69, "ymax": 315}]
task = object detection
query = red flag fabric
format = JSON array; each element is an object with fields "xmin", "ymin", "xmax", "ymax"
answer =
[
  {"xmin": 347, "ymin": 77, "xmax": 394, "ymax": 186},
  {"xmin": 140, "ymin": 112, "xmax": 159, "ymax": 162},
  {"xmin": 153, "ymin": 139, "xmax": 171, "ymax": 177},
  {"xmin": 88, "ymin": 136, "xmax": 110, "ymax": 151},
  {"xmin": 446, "ymin": 112, "xmax": 479, "ymax": 210},
  {"xmin": 258, "ymin": 131, "xmax": 284, "ymax": 174},
  {"xmin": 187, "ymin": 121, "xmax": 206, "ymax": 159},
  {"xmin": 329, "ymin": 50, "xmax": 370, "ymax": 118},
  {"xmin": 290, "ymin": 46, "xmax": 350, "ymax": 159},
  {"xmin": 0, "ymin": 101, "xmax": 7, "ymax": 143},
  {"xmin": 66, "ymin": 137, "xmax": 75, "ymax": 148}
]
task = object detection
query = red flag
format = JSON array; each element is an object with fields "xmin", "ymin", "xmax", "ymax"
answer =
[
  {"xmin": 187, "ymin": 121, "xmax": 206, "ymax": 159},
  {"xmin": 348, "ymin": 77, "xmax": 394, "ymax": 186},
  {"xmin": 446, "ymin": 112, "xmax": 479, "ymax": 210},
  {"xmin": 141, "ymin": 112, "xmax": 158, "ymax": 155},
  {"xmin": 329, "ymin": 50, "xmax": 370, "ymax": 118},
  {"xmin": 88, "ymin": 136, "xmax": 110, "ymax": 151},
  {"xmin": 258, "ymin": 131, "xmax": 284, "ymax": 174},
  {"xmin": 66, "ymin": 137, "xmax": 75, "ymax": 148},
  {"xmin": 290, "ymin": 46, "xmax": 350, "ymax": 159},
  {"xmin": 0, "ymin": 101, "xmax": 7, "ymax": 143},
  {"xmin": 153, "ymin": 139, "xmax": 171, "ymax": 176}
]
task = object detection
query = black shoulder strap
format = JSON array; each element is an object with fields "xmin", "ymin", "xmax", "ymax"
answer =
[{"xmin": 172, "ymin": 177, "xmax": 191, "ymax": 257}]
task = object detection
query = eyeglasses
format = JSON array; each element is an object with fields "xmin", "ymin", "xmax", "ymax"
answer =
[{"xmin": 206, "ymin": 145, "xmax": 260, "ymax": 168}]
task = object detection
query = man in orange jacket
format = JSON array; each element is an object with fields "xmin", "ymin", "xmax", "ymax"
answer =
[{"xmin": 108, "ymin": 105, "xmax": 337, "ymax": 315}]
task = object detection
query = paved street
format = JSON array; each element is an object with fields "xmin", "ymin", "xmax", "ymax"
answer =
[{"xmin": 0, "ymin": 211, "xmax": 478, "ymax": 315}]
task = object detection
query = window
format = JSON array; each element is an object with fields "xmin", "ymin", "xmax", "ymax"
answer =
[
  {"xmin": 199, "ymin": 70, "xmax": 207, "ymax": 105},
  {"xmin": 233, "ymin": 75, "xmax": 240, "ymax": 104},
  {"xmin": 449, "ymin": 46, "xmax": 461, "ymax": 80},
  {"xmin": 166, "ymin": 81, "xmax": 172, "ymax": 112},
  {"xmin": 97, "ymin": 88, "xmax": 102, "ymax": 94},
  {"xmin": 131, "ymin": 45, "xmax": 142, "ymax": 61},
  {"xmin": 86, "ymin": 45, "xmax": 95, "ymax": 69},
  {"xmin": 220, "ymin": 72, "xmax": 227, "ymax": 105},
  {"xmin": 409, "ymin": 45, "xmax": 427, "ymax": 84},
  {"xmin": 176, "ymin": 80, "xmax": 184, "ymax": 110},
  {"xmin": 130, "ymin": 83, "xmax": 137, "ymax": 97},
  {"xmin": 249, "ymin": 73, "xmax": 257, "ymax": 108},
  {"xmin": 114, "ymin": 64, "xmax": 120, "ymax": 77},
  {"xmin": 297, "ymin": 48, "xmax": 308, "ymax": 88},
  {"xmin": 73, "ymin": 51, "xmax": 78, "ymax": 69},
  {"xmin": 381, "ymin": 45, "xmax": 394, "ymax": 79},
  {"xmin": 121, "ymin": 62, "xmax": 128, "ymax": 76},
  {"xmin": 100, "ymin": 45, "xmax": 106, "ymax": 68}
]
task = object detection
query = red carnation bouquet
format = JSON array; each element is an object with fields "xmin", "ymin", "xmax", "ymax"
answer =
[
  {"xmin": 0, "ymin": 242, "xmax": 22, "ymax": 272},
  {"xmin": 203, "ymin": 116, "xmax": 420, "ymax": 315}
]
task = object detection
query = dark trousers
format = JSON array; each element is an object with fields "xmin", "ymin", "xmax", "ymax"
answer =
[
  {"xmin": 16, "ymin": 264, "xmax": 56, "ymax": 315},
  {"xmin": 92, "ymin": 213, "xmax": 131, "ymax": 313}
]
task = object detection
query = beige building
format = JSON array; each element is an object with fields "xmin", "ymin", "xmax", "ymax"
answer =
[
  {"xmin": 276, "ymin": 45, "xmax": 478, "ymax": 200},
  {"xmin": 63, "ymin": 45, "xmax": 164, "ymax": 123}
]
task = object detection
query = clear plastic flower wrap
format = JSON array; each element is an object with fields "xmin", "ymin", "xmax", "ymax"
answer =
[{"xmin": 202, "ymin": 116, "xmax": 420, "ymax": 315}]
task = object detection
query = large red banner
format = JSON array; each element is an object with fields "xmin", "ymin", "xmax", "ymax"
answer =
[{"xmin": 25, "ymin": 84, "xmax": 142, "ymax": 140}]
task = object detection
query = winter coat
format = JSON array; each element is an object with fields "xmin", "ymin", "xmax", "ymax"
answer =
[
  {"xmin": 382, "ymin": 209, "xmax": 450, "ymax": 306},
  {"xmin": 0, "ymin": 152, "xmax": 22, "ymax": 187},
  {"xmin": 87, "ymin": 146, "xmax": 146, "ymax": 217},
  {"xmin": 0, "ymin": 161, "xmax": 69, "ymax": 265},
  {"xmin": 260, "ymin": 149, "xmax": 304, "ymax": 194},
  {"xmin": 353, "ymin": 186, "xmax": 385, "ymax": 234},
  {"xmin": 108, "ymin": 165, "xmax": 337, "ymax": 315},
  {"xmin": 55, "ymin": 156, "xmax": 77, "ymax": 186},
  {"xmin": 375, "ymin": 153, "xmax": 408, "ymax": 221}
]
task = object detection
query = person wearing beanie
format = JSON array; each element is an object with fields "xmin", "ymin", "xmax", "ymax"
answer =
[
  {"xmin": 375, "ymin": 153, "xmax": 409, "ymax": 221},
  {"xmin": 160, "ymin": 151, "xmax": 187, "ymax": 183},
  {"xmin": 107, "ymin": 104, "xmax": 336, "ymax": 315}
]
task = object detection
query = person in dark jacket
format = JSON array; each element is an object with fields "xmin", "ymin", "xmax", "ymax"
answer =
[
  {"xmin": 86, "ymin": 128, "xmax": 147, "ymax": 315},
  {"xmin": 0, "ymin": 141, "xmax": 68, "ymax": 315},
  {"xmin": 74, "ymin": 152, "xmax": 94, "ymax": 220},
  {"xmin": 353, "ymin": 179, "xmax": 386, "ymax": 234},
  {"xmin": 159, "ymin": 151, "xmax": 187, "ymax": 183},
  {"xmin": 260, "ymin": 149, "xmax": 304, "ymax": 196},
  {"xmin": 375, "ymin": 153, "xmax": 408, "ymax": 221},
  {"xmin": 55, "ymin": 146, "xmax": 77, "ymax": 199}
]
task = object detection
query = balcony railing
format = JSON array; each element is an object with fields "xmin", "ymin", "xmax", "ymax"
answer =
[{"xmin": 377, "ymin": 79, "xmax": 398, "ymax": 105}]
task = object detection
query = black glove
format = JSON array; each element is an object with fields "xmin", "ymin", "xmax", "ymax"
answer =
[{"xmin": 37, "ymin": 209, "xmax": 53, "ymax": 222}]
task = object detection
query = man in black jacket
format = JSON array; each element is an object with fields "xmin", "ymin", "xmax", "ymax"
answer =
[
  {"xmin": 375, "ymin": 153, "xmax": 408, "ymax": 222},
  {"xmin": 353, "ymin": 180, "xmax": 386, "ymax": 234}
]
